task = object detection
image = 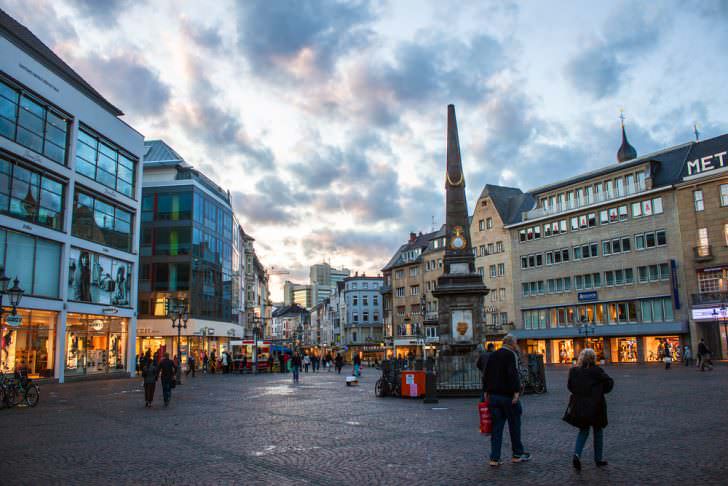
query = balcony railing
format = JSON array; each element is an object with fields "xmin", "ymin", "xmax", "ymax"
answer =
[
  {"xmin": 693, "ymin": 245, "xmax": 713, "ymax": 262},
  {"xmin": 524, "ymin": 182, "xmax": 646, "ymax": 221},
  {"xmin": 691, "ymin": 292, "xmax": 728, "ymax": 306}
]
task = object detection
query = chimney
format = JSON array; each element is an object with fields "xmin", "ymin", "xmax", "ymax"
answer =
[{"xmin": 409, "ymin": 232, "xmax": 417, "ymax": 242}]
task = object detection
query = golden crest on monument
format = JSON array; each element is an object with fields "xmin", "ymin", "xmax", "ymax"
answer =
[
  {"xmin": 456, "ymin": 321, "xmax": 468, "ymax": 336},
  {"xmin": 449, "ymin": 226, "xmax": 467, "ymax": 250}
]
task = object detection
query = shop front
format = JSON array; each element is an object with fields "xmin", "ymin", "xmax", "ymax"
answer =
[
  {"xmin": 1, "ymin": 308, "xmax": 56, "ymax": 379},
  {"xmin": 513, "ymin": 321, "xmax": 689, "ymax": 364},
  {"xmin": 65, "ymin": 313, "xmax": 128, "ymax": 378}
]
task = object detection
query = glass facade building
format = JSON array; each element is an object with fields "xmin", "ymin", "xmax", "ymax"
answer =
[{"xmin": 0, "ymin": 15, "xmax": 144, "ymax": 383}]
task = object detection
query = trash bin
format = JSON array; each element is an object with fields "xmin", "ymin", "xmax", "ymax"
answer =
[{"xmin": 401, "ymin": 370, "xmax": 426, "ymax": 398}]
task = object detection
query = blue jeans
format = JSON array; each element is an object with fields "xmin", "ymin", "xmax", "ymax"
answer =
[
  {"xmin": 489, "ymin": 394, "xmax": 524, "ymax": 461},
  {"xmin": 161, "ymin": 379, "xmax": 172, "ymax": 403},
  {"xmin": 292, "ymin": 366, "xmax": 300, "ymax": 382},
  {"xmin": 574, "ymin": 426, "xmax": 603, "ymax": 461}
]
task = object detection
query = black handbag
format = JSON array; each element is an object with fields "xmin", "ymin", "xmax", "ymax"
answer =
[{"xmin": 562, "ymin": 394, "xmax": 590, "ymax": 428}]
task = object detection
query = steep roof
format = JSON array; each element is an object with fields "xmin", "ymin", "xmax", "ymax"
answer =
[
  {"xmin": 478, "ymin": 184, "xmax": 536, "ymax": 225},
  {"xmin": 272, "ymin": 304, "xmax": 309, "ymax": 318},
  {"xmin": 0, "ymin": 8, "xmax": 124, "ymax": 117},
  {"xmin": 381, "ymin": 225, "xmax": 445, "ymax": 271},
  {"xmin": 143, "ymin": 140, "xmax": 185, "ymax": 165}
]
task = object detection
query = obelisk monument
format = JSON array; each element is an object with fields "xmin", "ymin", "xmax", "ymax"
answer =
[{"xmin": 432, "ymin": 105, "xmax": 489, "ymax": 355}]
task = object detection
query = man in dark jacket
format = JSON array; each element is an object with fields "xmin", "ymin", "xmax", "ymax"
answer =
[
  {"xmin": 698, "ymin": 338, "xmax": 713, "ymax": 371},
  {"xmin": 484, "ymin": 335, "xmax": 530, "ymax": 467},
  {"xmin": 157, "ymin": 353, "xmax": 177, "ymax": 407},
  {"xmin": 476, "ymin": 343, "xmax": 495, "ymax": 401}
]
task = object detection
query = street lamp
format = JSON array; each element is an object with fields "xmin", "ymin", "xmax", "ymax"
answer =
[
  {"xmin": 166, "ymin": 297, "xmax": 188, "ymax": 385},
  {"xmin": 252, "ymin": 316, "xmax": 261, "ymax": 374},
  {"xmin": 0, "ymin": 269, "xmax": 25, "ymax": 341},
  {"xmin": 420, "ymin": 295, "xmax": 427, "ymax": 361}
]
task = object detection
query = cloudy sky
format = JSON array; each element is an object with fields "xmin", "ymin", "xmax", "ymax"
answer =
[{"xmin": 3, "ymin": 0, "xmax": 727, "ymax": 300}]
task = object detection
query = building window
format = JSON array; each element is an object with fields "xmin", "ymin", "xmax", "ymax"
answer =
[
  {"xmin": 395, "ymin": 270, "xmax": 404, "ymax": 279},
  {"xmin": 497, "ymin": 263, "xmax": 505, "ymax": 276},
  {"xmin": 396, "ymin": 287, "xmax": 405, "ymax": 297},
  {"xmin": 0, "ymin": 227, "xmax": 61, "ymax": 298},
  {"xmin": 353, "ymin": 296, "xmax": 358, "ymax": 305},
  {"xmin": 373, "ymin": 295, "xmax": 378, "ymax": 306},
  {"xmin": 694, "ymin": 190, "xmax": 704, "ymax": 212},
  {"xmin": 478, "ymin": 266, "xmax": 484, "ymax": 276},
  {"xmin": 489, "ymin": 265, "xmax": 496, "ymax": 278},
  {"xmin": 373, "ymin": 312, "xmax": 379, "ymax": 321},
  {"xmin": 353, "ymin": 313, "xmax": 358, "ymax": 322},
  {"xmin": 363, "ymin": 312, "xmax": 369, "ymax": 322},
  {"xmin": 67, "ymin": 247, "xmax": 132, "ymax": 305},
  {"xmin": 409, "ymin": 267, "xmax": 418, "ymax": 277},
  {"xmin": 479, "ymin": 219, "xmax": 485, "ymax": 231},
  {"xmin": 496, "ymin": 241, "xmax": 503, "ymax": 253},
  {"xmin": 479, "ymin": 244, "xmax": 486, "ymax": 256},
  {"xmin": 698, "ymin": 228, "xmax": 709, "ymax": 255},
  {"xmin": 721, "ymin": 185, "xmax": 728, "ymax": 207},
  {"xmin": 486, "ymin": 217, "xmax": 493, "ymax": 229},
  {"xmin": 0, "ymin": 156, "xmax": 65, "ymax": 230},
  {"xmin": 0, "ymin": 77, "xmax": 69, "ymax": 165},
  {"xmin": 76, "ymin": 127, "xmax": 137, "ymax": 198},
  {"xmin": 697, "ymin": 270, "xmax": 722, "ymax": 293},
  {"xmin": 363, "ymin": 296, "xmax": 368, "ymax": 306},
  {"xmin": 410, "ymin": 285, "xmax": 419, "ymax": 296},
  {"xmin": 724, "ymin": 224, "xmax": 728, "ymax": 246},
  {"xmin": 72, "ymin": 191, "xmax": 133, "ymax": 252}
]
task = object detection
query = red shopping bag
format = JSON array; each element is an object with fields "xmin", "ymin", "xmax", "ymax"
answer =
[{"xmin": 479, "ymin": 400, "xmax": 492, "ymax": 435}]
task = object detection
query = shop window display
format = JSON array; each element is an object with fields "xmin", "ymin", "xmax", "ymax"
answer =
[
  {"xmin": 67, "ymin": 247, "xmax": 132, "ymax": 306},
  {"xmin": 645, "ymin": 336, "xmax": 681, "ymax": 362},
  {"xmin": 613, "ymin": 337, "xmax": 638, "ymax": 362},
  {"xmin": 65, "ymin": 314, "xmax": 127, "ymax": 376},
  {"xmin": 0, "ymin": 309, "xmax": 56, "ymax": 378},
  {"xmin": 552, "ymin": 339, "xmax": 574, "ymax": 364}
]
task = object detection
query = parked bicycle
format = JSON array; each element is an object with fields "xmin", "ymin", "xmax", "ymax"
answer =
[
  {"xmin": 375, "ymin": 360, "xmax": 401, "ymax": 398},
  {"xmin": 0, "ymin": 370, "xmax": 40, "ymax": 408},
  {"xmin": 519, "ymin": 361, "xmax": 546, "ymax": 394}
]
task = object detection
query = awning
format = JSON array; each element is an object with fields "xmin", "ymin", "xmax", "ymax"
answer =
[{"xmin": 510, "ymin": 321, "xmax": 688, "ymax": 340}]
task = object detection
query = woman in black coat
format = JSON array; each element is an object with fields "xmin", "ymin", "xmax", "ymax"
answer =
[{"xmin": 565, "ymin": 348, "xmax": 614, "ymax": 470}]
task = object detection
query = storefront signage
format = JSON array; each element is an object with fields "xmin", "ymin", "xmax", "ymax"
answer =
[
  {"xmin": 577, "ymin": 291, "xmax": 598, "ymax": 302},
  {"xmin": 91, "ymin": 319, "xmax": 105, "ymax": 331},
  {"xmin": 685, "ymin": 150, "xmax": 727, "ymax": 177},
  {"xmin": 692, "ymin": 307, "xmax": 728, "ymax": 320},
  {"xmin": 5, "ymin": 314, "xmax": 22, "ymax": 327},
  {"xmin": 102, "ymin": 307, "xmax": 119, "ymax": 314}
]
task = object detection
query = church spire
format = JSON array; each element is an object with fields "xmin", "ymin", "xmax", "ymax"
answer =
[{"xmin": 617, "ymin": 111, "xmax": 637, "ymax": 163}]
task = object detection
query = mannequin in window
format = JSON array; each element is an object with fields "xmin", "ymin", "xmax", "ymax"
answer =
[{"xmin": 2, "ymin": 329, "xmax": 13, "ymax": 367}]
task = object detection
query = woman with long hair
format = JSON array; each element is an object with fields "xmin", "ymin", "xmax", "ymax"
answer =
[{"xmin": 564, "ymin": 348, "xmax": 614, "ymax": 470}]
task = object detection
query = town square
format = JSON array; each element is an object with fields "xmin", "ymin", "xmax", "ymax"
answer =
[{"xmin": 0, "ymin": 1, "xmax": 727, "ymax": 484}]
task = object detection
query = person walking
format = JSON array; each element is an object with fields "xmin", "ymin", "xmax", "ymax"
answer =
[
  {"xmin": 353, "ymin": 353, "xmax": 362, "ymax": 377},
  {"xmin": 278, "ymin": 352, "xmax": 286, "ymax": 374},
  {"xmin": 291, "ymin": 351, "xmax": 302, "ymax": 384},
  {"xmin": 476, "ymin": 343, "xmax": 495, "ymax": 401},
  {"xmin": 158, "ymin": 352, "xmax": 177, "ymax": 407},
  {"xmin": 268, "ymin": 353, "xmax": 274, "ymax": 373},
  {"xmin": 186, "ymin": 352, "xmax": 196, "ymax": 377},
  {"xmin": 210, "ymin": 350, "xmax": 217, "ymax": 374},
  {"xmin": 663, "ymin": 341, "xmax": 672, "ymax": 369},
  {"xmin": 564, "ymin": 348, "xmax": 614, "ymax": 470},
  {"xmin": 483, "ymin": 334, "xmax": 531, "ymax": 467},
  {"xmin": 303, "ymin": 353, "xmax": 311, "ymax": 373},
  {"xmin": 683, "ymin": 345, "xmax": 692, "ymax": 367},
  {"xmin": 202, "ymin": 351, "xmax": 209, "ymax": 374},
  {"xmin": 142, "ymin": 359, "xmax": 158, "ymax": 407},
  {"xmin": 698, "ymin": 338, "xmax": 714, "ymax": 371},
  {"xmin": 335, "ymin": 353, "xmax": 344, "ymax": 374}
]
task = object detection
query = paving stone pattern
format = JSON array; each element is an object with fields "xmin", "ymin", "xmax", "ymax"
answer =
[{"xmin": 0, "ymin": 364, "xmax": 726, "ymax": 485}]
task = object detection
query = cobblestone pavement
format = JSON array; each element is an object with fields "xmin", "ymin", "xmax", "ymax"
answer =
[{"xmin": 0, "ymin": 364, "xmax": 726, "ymax": 485}]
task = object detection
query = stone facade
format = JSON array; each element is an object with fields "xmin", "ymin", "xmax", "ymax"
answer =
[{"xmin": 676, "ymin": 170, "xmax": 728, "ymax": 358}]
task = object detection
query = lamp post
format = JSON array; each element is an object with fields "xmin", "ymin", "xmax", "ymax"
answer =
[
  {"xmin": 167, "ymin": 297, "xmax": 188, "ymax": 385},
  {"xmin": 0, "ymin": 269, "xmax": 25, "ymax": 350},
  {"xmin": 252, "ymin": 317, "xmax": 260, "ymax": 374}
]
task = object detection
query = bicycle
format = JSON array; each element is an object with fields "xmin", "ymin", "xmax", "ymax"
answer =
[
  {"xmin": 375, "ymin": 362, "xmax": 401, "ymax": 398},
  {"xmin": 0, "ymin": 370, "xmax": 40, "ymax": 408}
]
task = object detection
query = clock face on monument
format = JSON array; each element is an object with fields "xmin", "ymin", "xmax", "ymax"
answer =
[{"xmin": 449, "ymin": 226, "xmax": 467, "ymax": 250}]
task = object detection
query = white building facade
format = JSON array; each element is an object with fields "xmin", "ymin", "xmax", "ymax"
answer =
[{"xmin": 0, "ymin": 12, "xmax": 144, "ymax": 382}]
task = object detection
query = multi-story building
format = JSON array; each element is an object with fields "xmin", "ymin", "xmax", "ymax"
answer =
[
  {"xmin": 342, "ymin": 274, "xmax": 384, "ymax": 360},
  {"xmin": 509, "ymin": 126, "xmax": 697, "ymax": 364},
  {"xmin": 674, "ymin": 135, "xmax": 728, "ymax": 358},
  {"xmin": 270, "ymin": 304, "xmax": 308, "ymax": 342},
  {"xmin": 471, "ymin": 185, "xmax": 532, "ymax": 339},
  {"xmin": 0, "ymin": 10, "xmax": 143, "ymax": 382},
  {"xmin": 137, "ymin": 140, "xmax": 244, "ymax": 360},
  {"xmin": 381, "ymin": 228, "xmax": 445, "ymax": 359},
  {"xmin": 310, "ymin": 262, "xmax": 350, "ymax": 306},
  {"xmin": 283, "ymin": 280, "xmax": 312, "ymax": 308}
]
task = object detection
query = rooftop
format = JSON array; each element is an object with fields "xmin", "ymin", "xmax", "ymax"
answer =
[{"xmin": 0, "ymin": 8, "xmax": 124, "ymax": 117}]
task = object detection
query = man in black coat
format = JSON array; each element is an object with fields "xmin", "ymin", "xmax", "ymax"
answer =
[
  {"xmin": 157, "ymin": 353, "xmax": 177, "ymax": 407},
  {"xmin": 698, "ymin": 338, "xmax": 713, "ymax": 371},
  {"xmin": 476, "ymin": 343, "xmax": 495, "ymax": 401},
  {"xmin": 484, "ymin": 335, "xmax": 531, "ymax": 467}
]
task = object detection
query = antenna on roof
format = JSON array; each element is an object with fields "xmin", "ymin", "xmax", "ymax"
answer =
[
  {"xmin": 693, "ymin": 123, "xmax": 700, "ymax": 142},
  {"xmin": 431, "ymin": 215, "xmax": 435, "ymax": 232}
]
